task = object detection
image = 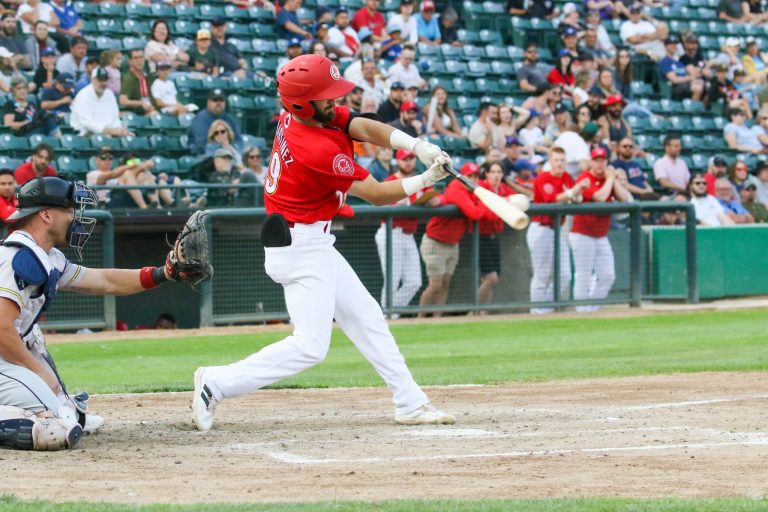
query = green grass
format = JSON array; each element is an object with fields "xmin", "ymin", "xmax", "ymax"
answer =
[
  {"xmin": 51, "ymin": 310, "xmax": 768, "ymax": 394},
  {"xmin": 2, "ymin": 497, "xmax": 768, "ymax": 512}
]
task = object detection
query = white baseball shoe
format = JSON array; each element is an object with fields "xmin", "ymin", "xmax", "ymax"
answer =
[
  {"xmin": 395, "ymin": 403, "xmax": 456, "ymax": 425},
  {"xmin": 192, "ymin": 367, "xmax": 219, "ymax": 431},
  {"xmin": 83, "ymin": 414, "xmax": 104, "ymax": 434}
]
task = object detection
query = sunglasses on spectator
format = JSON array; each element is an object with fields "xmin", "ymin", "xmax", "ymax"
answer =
[
  {"xmin": 692, "ymin": 181, "xmax": 706, "ymax": 185},
  {"xmin": 620, "ymin": 144, "xmax": 634, "ymax": 148},
  {"xmin": 99, "ymin": 154, "xmax": 114, "ymax": 160},
  {"xmin": 213, "ymin": 129, "xmax": 228, "ymax": 136},
  {"xmin": 736, "ymin": 166, "xmax": 748, "ymax": 171},
  {"xmin": 248, "ymin": 153, "xmax": 260, "ymax": 159}
]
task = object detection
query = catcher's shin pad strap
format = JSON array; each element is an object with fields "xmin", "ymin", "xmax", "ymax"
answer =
[{"xmin": 261, "ymin": 213, "xmax": 292, "ymax": 248}]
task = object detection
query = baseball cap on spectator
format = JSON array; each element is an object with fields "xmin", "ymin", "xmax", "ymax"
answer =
[
  {"xmin": 557, "ymin": 48, "xmax": 572, "ymax": 58},
  {"xmin": 214, "ymin": 147, "xmax": 233, "ymax": 159},
  {"xmin": 554, "ymin": 102, "xmax": 569, "ymax": 114},
  {"xmin": 335, "ymin": 6, "xmax": 349, "ymax": 15},
  {"xmin": 591, "ymin": 147, "xmax": 608, "ymax": 160},
  {"xmin": 157, "ymin": 61, "xmax": 172, "ymax": 69},
  {"xmin": 317, "ymin": 22, "xmax": 330, "ymax": 31},
  {"xmin": 663, "ymin": 37, "xmax": 677, "ymax": 46},
  {"xmin": 629, "ymin": 4, "xmax": 643, "ymax": 12},
  {"xmin": 514, "ymin": 159, "xmax": 536, "ymax": 172},
  {"xmin": 709, "ymin": 155, "xmax": 727, "ymax": 167},
  {"xmin": 684, "ymin": 33, "xmax": 698, "ymax": 43},
  {"xmin": 396, "ymin": 149, "xmax": 416, "ymax": 160},
  {"xmin": 390, "ymin": 81, "xmax": 405, "ymax": 90},
  {"xmin": 400, "ymin": 101, "xmax": 419, "ymax": 112},
  {"xmin": 387, "ymin": 18, "xmax": 404, "ymax": 34},
  {"xmin": 197, "ymin": 29, "xmax": 211, "ymax": 40},
  {"xmin": 208, "ymin": 88, "xmax": 226, "ymax": 100},
  {"xmin": 287, "ymin": 37, "xmax": 302, "ymax": 48},
  {"xmin": 530, "ymin": 155, "xmax": 545, "ymax": 165},
  {"xmin": 400, "ymin": 0, "xmax": 414, "ymax": 4},
  {"xmin": 505, "ymin": 136, "xmax": 522, "ymax": 147},
  {"xmin": 582, "ymin": 121, "xmax": 600, "ymax": 137},
  {"xmin": 604, "ymin": 94, "xmax": 626, "ymax": 107},
  {"xmin": 358, "ymin": 27, "xmax": 373, "ymax": 42},
  {"xmin": 734, "ymin": 68, "xmax": 747, "ymax": 77},
  {"xmin": 92, "ymin": 67, "xmax": 108, "ymax": 81},
  {"xmin": 715, "ymin": 63, "xmax": 728, "ymax": 73},
  {"xmin": 588, "ymin": 85, "xmax": 605, "ymax": 98},
  {"xmin": 746, "ymin": 36, "xmax": 758, "ymax": 46},
  {"xmin": 725, "ymin": 37, "xmax": 740, "ymax": 47},
  {"xmin": 528, "ymin": 108, "xmax": 541, "ymax": 118},
  {"xmin": 754, "ymin": 161, "xmax": 768, "ymax": 176},
  {"xmin": 97, "ymin": 146, "xmax": 114, "ymax": 159},
  {"xmin": 56, "ymin": 72, "xmax": 75, "ymax": 89},
  {"xmin": 421, "ymin": 0, "xmax": 436, "ymax": 11},
  {"xmin": 211, "ymin": 16, "xmax": 226, "ymax": 26},
  {"xmin": 41, "ymin": 47, "xmax": 56, "ymax": 57},
  {"xmin": 460, "ymin": 162, "xmax": 480, "ymax": 176},
  {"xmin": 562, "ymin": 26, "xmax": 578, "ymax": 37},
  {"xmin": 562, "ymin": 2, "xmax": 578, "ymax": 14}
]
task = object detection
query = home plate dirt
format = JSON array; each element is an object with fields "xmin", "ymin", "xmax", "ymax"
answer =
[{"xmin": 1, "ymin": 372, "xmax": 767, "ymax": 505}]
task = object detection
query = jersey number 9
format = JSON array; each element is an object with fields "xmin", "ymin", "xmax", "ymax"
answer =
[{"xmin": 264, "ymin": 152, "xmax": 282, "ymax": 195}]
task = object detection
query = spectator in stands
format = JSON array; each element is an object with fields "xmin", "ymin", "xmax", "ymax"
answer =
[
  {"xmin": 376, "ymin": 81, "xmax": 403, "ymax": 123},
  {"xmin": 653, "ymin": 135, "xmax": 690, "ymax": 194},
  {"xmin": 389, "ymin": 100, "xmax": 423, "ymax": 137},
  {"xmin": 4, "ymin": 76, "xmax": 57, "ymax": 136},
  {"xmin": 209, "ymin": 17, "xmax": 249, "ymax": 79},
  {"xmin": 117, "ymin": 153, "xmax": 172, "ymax": 209},
  {"xmin": 423, "ymin": 86, "xmax": 464, "ymax": 138},
  {"xmin": 718, "ymin": 0, "xmax": 751, "ymax": 23},
  {"xmin": 145, "ymin": 19, "xmax": 190, "ymax": 73},
  {"xmin": 560, "ymin": 26, "xmax": 581, "ymax": 60},
  {"xmin": 439, "ymin": 6, "xmax": 461, "ymax": 46},
  {"xmin": 518, "ymin": 44, "xmax": 550, "ymax": 93},
  {"xmin": 742, "ymin": 37, "xmax": 768, "ymax": 83},
  {"xmin": 523, "ymin": 84, "xmax": 560, "ymax": 125},
  {"xmin": 23, "ymin": 21, "xmax": 57, "ymax": 71},
  {"xmin": 706, "ymin": 63, "xmax": 739, "ymax": 112},
  {"xmin": 98, "ymin": 49, "xmax": 122, "ymax": 96},
  {"xmin": 585, "ymin": 10, "xmax": 615, "ymax": 56},
  {"xmin": 188, "ymin": 28, "xmax": 220, "ymax": 77},
  {"xmin": 74, "ymin": 57, "xmax": 96, "ymax": 95},
  {"xmin": 0, "ymin": 168, "xmax": 15, "ymax": 222},
  {"xmin": 597, "ymin": 94, "xmax": 631, "ymax": 150},
  {"xmin": 498, "ymin": 103, "xmax": 531, "ymax": 141},
  {"xmin": 327, "ymin": 7, "xmax": 359, "ymax": 61},
  {"xmin": 620, "ymin": 5, "xmax": 667, "ymax": 61},
  {"xmin": 380, "ymin": 21, "xmax": 404, "ymax": 62},
  {"xmin": 469, "ymin": 102, "xmax": 503, "ymax": 152},
  {"xmin": 510, "ymin": 0, "xmax": 559, "ymax": 19},
  {"xmin": 55, "ymin": 35, "xmax": 86, "ymax": 80},
  {"xmin": 344, "ymin": 84, "xmax": 363, "ymax": 111},
  {"xmin": 50, "ymin": 0, "xmax": 82, "ymax": 45},
  {"xmin": 352, "ymin": 0, "xmax": 387, "ymax": 41},
  {"xmin": 414, "ymin": 0, "xmax": 440, "ymax": 46},
  {"xmin": 0, "ymin": 53, "xmax": 14, "ymax": 93},
  {"xmin": 0, "ymin": 13, "xmax": 31, "ymax": 70},
  {"xmin": 660, "ymin": 37, "xmax": 705, "ymax": 101},
  {"xmin": 32, "ymin": 46, "xmax": 57, "ymax": 91},
  {"xmin": 733, "ymin": 68, "xmax": 760, "ymax": 111},
  {"xmin": 187, "ymin": 88, "xmax": 241, "ymax": 156},
  {"xmin": 728, "ymin": 159, "xmax": 759, "ymax": 192},
  {"xmin": 553, "ymin": 122, "xmax": 593, "ymax": 177},
  {"xmin": 714, "ymin": 37, "xmax": 747, "ymax": 82},
  {"xmin": 387, "ymin": 0, "xmax": 417, "ymax": 45},
  {"xmin": 14, "ymin": 143, "xmax": 56, "ymax": 185},
  {"xmin": 582, "ymin": 86, "xmax": 604, "ymax": 119},
  {"xmin": 151, "ymin": 61, "xmax": 194, "ymax": 116},
  {"xmin": 612, "ymin": 137, "xmax": 657, "ymax": 199},
  {"xmin": 86, "ymin": 146, "xmax": 147, "ymax": 208},
  {"xmin": 612, "ymin": 47, "xmax": 633, "ymax": 98},
  {"xmin": 199, "ymin": 147, "xmax": 240, "ymax": 207},
  {"xmin": 277, "ymin": 37, "xmax": 304, "ymax": 74},
  {"xmin": 39, "ymin": 71, "xmax": 73, "ymax": 117},
  {"xmin": 724, "ymin": 108, "xmax": 765, "ymax": 154},
  {"xmin": 120, "ymin": 48, "xmax": 156, "ymax": 116},
  {"xmin": 310, "ymin": 40, "xmax": 330, "ymax": 58},
  {"xmin": 205, "ymin": 119, "xmax": 244, "ymax": 168},
  {"xmin": 71, "ymin": 67, "xmax": 131, "ymax": 137},
  {"xmin": 237, "ymin": 146, "xmax": 264, "ymax": 206},
  {"xmin": 385, "ymin": 45, "xmax": 425, "ymax": 90},
  {"xmin": 704, "ymin": 155, "xmax": 728, "ymax": 195},
  {"xmin": 275, "ymin": 0, "xmax": 312, "ymax": 40},
  {"xmin": 571, "ymin": 71, "xmax": 593, "ymax": 107},
  {"xmin": 740, "ymin": 182, "xmax": 768, "ymax": 221},
  {"xmin": 17, "ymin": 0, "xmax": 59, "ymax": 36},
  {"xmin": 354, "ymin": 58, "xmax": 387, "ymax": 104},
  {"xmin": 715, "ymin": 177, "xmax": 754, "ymax": 223},
  {"xmin": 519, "ymin": 110, "xmax": 549, "ymax": 156},
  {"xmin": 679, "ymin": 33, "xmax": 713, "ymax": 83},
  {"xmin": 581, "ymin": 28, "xmax": 613, "ymax": 69},
  {"xmin": 573, "ymin": 103, "xmax": 593, "ymax": 130},
  {"xmin": 656, "ymin": 192, "xmax": 688, "ymax": 226},
  {"xmin": 367, "ymin": 146, "xmax": 392, "ymax": 182},
  {"xmin": 312, "ymin": 24, "xmax": 331, "ymax": 50},
  {"xmin": 547, "ymin": 49, "xmax": 576, "ymax": 95},
  {"xmin": 688, "ymin": 173, "xmax": 734, "ymax": 226},
  {"xmin": 754, "ymin": 161, "xmax": 768, "ymax": 205},
  {"xmin": 544, "ymin": 102, "xmax": 572, "ymax": 144}
]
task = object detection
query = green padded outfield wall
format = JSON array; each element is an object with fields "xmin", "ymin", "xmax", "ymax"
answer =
[{"xmin": 648, "ymin": 225, "xmax": 768, "ymax": 299}]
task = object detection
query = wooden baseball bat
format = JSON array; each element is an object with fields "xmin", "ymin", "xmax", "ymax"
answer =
[{"xmin": 443, "ymin": 164, "xmax": 530, "ymax": 230}]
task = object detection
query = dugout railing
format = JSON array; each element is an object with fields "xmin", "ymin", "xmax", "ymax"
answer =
[{"xmin": 197, "ymin": 202, "xmax": 698, "ymax": 326}]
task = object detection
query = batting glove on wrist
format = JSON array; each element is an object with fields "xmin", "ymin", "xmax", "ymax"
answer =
[
  {"xmin": 412, "ymin": 139, "xmax": 443, "ymax": 167},
  {"xmin": 422, "ymin": 152, "xmax": 452, "ymax": 187}
]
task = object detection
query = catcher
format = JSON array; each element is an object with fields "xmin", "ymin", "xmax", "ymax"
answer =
[{"xmin": 0, "ymin": 177, "xmax": 211, "ymax": 451}]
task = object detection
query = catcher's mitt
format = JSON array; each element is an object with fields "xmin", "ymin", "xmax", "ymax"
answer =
[{"xmin": 165, "ymin": 211, "xmax": 213, "ymax": 284}]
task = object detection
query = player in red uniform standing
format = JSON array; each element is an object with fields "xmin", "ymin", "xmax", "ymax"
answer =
[
  {"xmin": 527, "ymin": 146, "xmax": 589, "ymax": 314},
  {"xmin": 476, "ymin": 161, "xmax": 513, "ymax": 310},
  {"xmin": 418, "ymin": 162, "xmax": 497, "ymax": 317},
  {"xmin": 569, "ymin": 147, "xmax": 631, "ymax": 312},
  {"xmin": 192, "ymin": 54, "xmax": 455, "ymax": 430}
]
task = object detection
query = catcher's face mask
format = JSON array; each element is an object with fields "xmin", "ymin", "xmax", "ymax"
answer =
[{"xmin": 66, "ymin": 182, "xmax": 98, "ymax": 260}]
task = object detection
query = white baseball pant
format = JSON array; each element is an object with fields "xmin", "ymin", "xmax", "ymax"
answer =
[
  {"xmin": 374, "ymin": 225, "xmax": 422, "ymax": 311},
  {"xmin": 203, "ymin": 221, "xmax": 430, "ymax": 415},
  {"xmin": 569, "ymin": 232, "xmax": 615, "ymax": 312},
  {"xmin": 526, "ymin": 221, "xmax": 571, "ymax": 314}
]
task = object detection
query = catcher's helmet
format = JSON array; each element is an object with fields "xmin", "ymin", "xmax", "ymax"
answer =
[{"xmin": 277, "ymin": 54, "xmax": 355, "ymax": 119}]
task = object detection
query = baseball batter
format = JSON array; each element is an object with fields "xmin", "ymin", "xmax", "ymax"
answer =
[
  {"xmin": 477, "ymin": 161, "xmax": 513, "ymax": 308},
  {"xmin": 0, "ymin": 177, "xmax": 203, "ymax": 451},
  {"xmin": 192, "ymin": 54, "xmax": 455, "ymax": 430},
  {"xmin": 527, "ymin": 146, "xmax": 589, "ymax": 314},
  {"xmin": 569, "ymin": 148, "xmax": 631, "ymax": 312},
  {"xmin": 374, "ymin": 149, "xmax": 440, "ymax": 316}
]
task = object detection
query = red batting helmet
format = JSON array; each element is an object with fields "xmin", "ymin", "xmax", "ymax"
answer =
[{"xmin": 277, "ymin": 54, "xmax": 355, "ymax": 119}]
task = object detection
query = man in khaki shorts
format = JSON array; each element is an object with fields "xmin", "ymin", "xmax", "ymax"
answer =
[{"xmin": 419, "ymin": 162, "xmax": 496, "ymax": 317}]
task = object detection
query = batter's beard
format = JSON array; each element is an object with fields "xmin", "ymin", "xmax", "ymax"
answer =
[{"xmin": 312, "ymin": 103, "xmax": 336, "ymax": 124}]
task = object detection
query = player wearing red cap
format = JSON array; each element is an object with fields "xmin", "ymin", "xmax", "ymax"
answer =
[
  {"xmin": 374, "ymin": 149, "xmax": 441, "ymax": 317},
  {"xmin": 569, "ymin": 147, "xmax": 631, "ymax": 312},
  {"xmin": 192, "ymin": 54, "xmax": 456, "ymax": 430},
  {"xmin": 527, "ymin": 146, "xmax": 589, "ymax": 314},
  {"xmin": 418, "ymin": 162, "xmax": 497, "ymax": 317}
]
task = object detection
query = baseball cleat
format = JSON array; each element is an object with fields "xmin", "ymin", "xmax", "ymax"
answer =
[
  {"xmin": 395, "ymin": 403, "xmax": 456, "ymax": 425},
  {"xmin": 192, "ymin": 367, "xmax": 218, "ymax": 431},
  {"xmin": 83, "ymin": 414, "xmax": 104, "ymax": 434}
]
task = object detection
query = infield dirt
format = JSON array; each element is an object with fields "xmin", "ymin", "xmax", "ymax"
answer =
[{"xmin": 1, "ymin": 372, "xmax": 767, "ymax": 504}]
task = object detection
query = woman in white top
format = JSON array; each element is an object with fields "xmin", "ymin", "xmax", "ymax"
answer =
[
  {"xmin": 423, "ymin": 86, "xmax": 464, "ymax": 138},
  {"xmin": 496, "ymin": 103, "xmax": 531, "ymax": 142},
  {"xmin": 17, "ymin": 0, "xmax": 59, "ymax": 34},
  {"xmin": 144, "ymin": 19, "xmax": 190, "ymax": 73},
  {"xmin": 571, "ymin": 70, "xmax": 593, "ymax": 108},
  {"xmin": 387, "ymin": 0, "xmax": 419, "ymax": 45}
]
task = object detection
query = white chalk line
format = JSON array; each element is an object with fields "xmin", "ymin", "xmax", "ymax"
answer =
[{"xmin": 506, "ymin": 394, "xmax": 768, "ymax": 414}]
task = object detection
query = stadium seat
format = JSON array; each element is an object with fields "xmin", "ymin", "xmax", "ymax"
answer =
[
  {"xmin": 61, "ymin": 134, "xmax": 93, "ymax": 155},
  {"xmin": 467, "ymin": 61, "xmax": 491, "ymax": 77},
  {"xmin": 91, "ymin": 135, "xmax": 121, "ymax": 152},
  {"xmin": 149, "ymin": 3, "xmax": 176, "ymax": 19},
  {"xmin": 417, "ymin": 42, "xmax": 439, "ymax": 57},
  {"xmin": 484, "ymin": 45, "xmax": 508, "ymax": 60},
  {"xmin": 125, "ymin": 3, "xmax": 151, "ymax": 18},
  {"xmin": 122, "ymin": 37, "xmax": 147, "ymax": 51},
  {"xmin": 151, "ymin": 156, "xmax": 180, "ymax": 174},
  {"xmin": 28, "ymin": 134, "xmax": 61, "ymax": 151},
  {"xmin": 121, "ymin": 136, "xmax": 151, "ymax": 152},
  {"xmin": 57, "ymin": 156, "xmax": 89, "ymax": 175},
  {"xmin": 150, "ymin": 134, "xmax": 185, "ymax": 158},
  {"xmin": 99, "ymin": 3, "xmax": 126, "ymax": 16},
  {"xmin": 462, "ymin": 45, "xmax": 486, "ymax": 61},
  {"xmin": 242, "ymin": 134, "xmax": 267, "ymax": 150},
  {"xmin": 440, "ymin": 44, "xmax": 461, "ymax": 60},
  {"xmin": 0, "ymin": 156, "xmax": 23, "ymax": 170}
]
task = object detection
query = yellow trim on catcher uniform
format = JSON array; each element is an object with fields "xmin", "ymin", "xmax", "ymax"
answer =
[
  {"xmin": 0, "ymin": 287, "xmax": 24, "ymax": 305},
  {"xmin": 64, "ymin": 265, "xmax": 82, "ymax": 287}
]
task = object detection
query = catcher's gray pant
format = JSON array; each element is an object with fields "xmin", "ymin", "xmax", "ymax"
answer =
[{"xmin": 0, "ymin": 357, "xmax": 63, "ymax": 413}]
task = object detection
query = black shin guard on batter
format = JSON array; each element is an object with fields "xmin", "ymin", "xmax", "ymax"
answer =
[{"xmin": 261, "ymin": 213, "xmax": 292, "ymax": 248}]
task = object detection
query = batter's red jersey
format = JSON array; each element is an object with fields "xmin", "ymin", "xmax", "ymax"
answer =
[
  {"xmin": 264, "ymin": 107, "xmax": 370, "ymax": 223},
  {"xmin": 379, "ymin": 174, "xmax": 434, "ymax": 234},
  {"xmin": 530, "ymin": 170, "xmax": 574, "ymax": 228},
  {"xmin": 477, "ymin": 179, "xmax": 512, "ymax": 235},
  {"xmin": 571, "ymin": 170, "xmax": 615, "ymax": 238},
  {"xmin": 425, "ymin": 178, "xmax": 495, "ymax": 245}
]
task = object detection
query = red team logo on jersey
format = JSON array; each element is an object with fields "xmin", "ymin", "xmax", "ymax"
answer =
[
  {"xmin": 333, "ymin": 154, "xmax": 354, "ymax": 176},
  {"xmin": 543, "ymin": 183, "xmax": 555, "ymax": 195}
]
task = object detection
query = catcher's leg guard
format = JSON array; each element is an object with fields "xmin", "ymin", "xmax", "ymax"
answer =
[
  {"xmin": 0, "ymin": 418, "xmax": 34, "ymax": 450},
  {"xmin": 0, "ymin": 406, "xmax": 83, "ymax": 451}
]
